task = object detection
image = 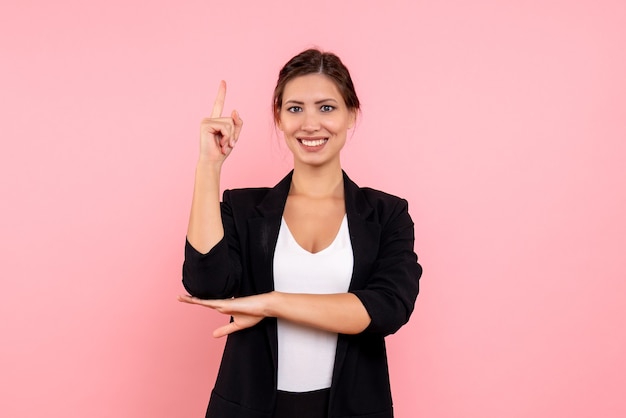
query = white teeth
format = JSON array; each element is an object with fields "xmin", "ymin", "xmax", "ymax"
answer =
[{"xmin": 300, "ymin": 138, "xmax": 327, "ymax": 147}]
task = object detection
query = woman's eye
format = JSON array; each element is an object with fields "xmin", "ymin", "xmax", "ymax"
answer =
[
  {"xmin": 320, "ymin": 105, "xmax": 334, "ymax": 112},
  {"xmin": 287, "ymin": 106, "xmax": 302, "ymax": 113}
]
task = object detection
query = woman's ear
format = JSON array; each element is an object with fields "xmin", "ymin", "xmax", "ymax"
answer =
[
  {"xmin": 276, "ymin": 113, "xmax": 284, "ymax": 132},
  {"xmin": 348, "ymin": 109, "xmax": 357, "ymax": 129}
]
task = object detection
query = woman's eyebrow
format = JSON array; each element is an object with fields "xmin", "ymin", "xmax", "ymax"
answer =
[{"xmin": 284, "ymin": 98, "xmax": 339, "ymax": 105}]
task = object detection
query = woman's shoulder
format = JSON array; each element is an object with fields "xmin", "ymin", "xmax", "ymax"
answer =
[
  {"xmin": 358, "ymin": 186, "xmax": 407, "ymax": 204},
  {"xmin": 343, "ymin": 175, "xmax": 414, "ymax": 230},
  {"xmin": 357, "ymin": 187, "xmax": 411, "ymax": 223},
  {"xmin": 344, "ymin": 172, "xmax": 409, "ymax": 211}
]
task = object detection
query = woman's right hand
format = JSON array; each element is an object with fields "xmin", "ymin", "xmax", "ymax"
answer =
[{"xmin": 199, "ymin": 80, "xmax": 243, "ymax": 165}]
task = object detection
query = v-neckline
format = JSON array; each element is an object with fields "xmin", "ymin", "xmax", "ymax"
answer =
[{"xmin": 281, "ymin": 215, "xmax": 347, "ymax": 255}]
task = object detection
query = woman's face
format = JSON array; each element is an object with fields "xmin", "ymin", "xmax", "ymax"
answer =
[{"xmin": 277, "ymin": 74, "xmax": 356, "ymax": 169}]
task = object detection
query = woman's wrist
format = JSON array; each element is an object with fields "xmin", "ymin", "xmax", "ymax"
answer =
[
  {"xmin": 263, "ymin": 291, "xmax": 282, "ymax": 318},
  {"xmin": 196, "ymin": 158, "xmax": 223, "ymax": 174}
]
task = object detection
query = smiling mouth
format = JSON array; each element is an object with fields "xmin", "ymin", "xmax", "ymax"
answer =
[{"xmin": 298, "ymin": 138, "xmax": 328, "ymax": 147}]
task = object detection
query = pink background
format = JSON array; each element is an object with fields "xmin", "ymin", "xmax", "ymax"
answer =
[{"xmin": 1, "ymin": 1, "xmax": 625, "ymax": 417}]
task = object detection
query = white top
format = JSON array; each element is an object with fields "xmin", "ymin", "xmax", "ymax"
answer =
[{"xmin": 273, "ymin": 215, "xmax": 354, "ymax": 391}]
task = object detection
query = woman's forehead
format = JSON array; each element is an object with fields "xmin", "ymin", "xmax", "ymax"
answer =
[{"xmin": 283, "ymin": 74, "xmax": 343, "ymax": 101}]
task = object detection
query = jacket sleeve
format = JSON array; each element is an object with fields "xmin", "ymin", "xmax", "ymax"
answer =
[
  {"xmin": 181, "ymin": 190, "xmax": 243, "ymax": 299},
  {"xmin": 350, "ymin": 198, "xmax": 422, "ymax": 336}
]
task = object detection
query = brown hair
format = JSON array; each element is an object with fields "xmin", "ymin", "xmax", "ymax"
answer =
[{"xmin": 272, "ymin": 48, "xmax": 360, "ymax": 123}]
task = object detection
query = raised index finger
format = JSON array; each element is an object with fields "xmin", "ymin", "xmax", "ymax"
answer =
[{"xmin": 211, "ymin": 80, "xmax": 227, "ymax": 118}]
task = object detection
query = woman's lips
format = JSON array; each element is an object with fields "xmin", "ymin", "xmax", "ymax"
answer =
[{"xmin": 298, "ymin": 137, "xmax": 328, "ymax": 148}]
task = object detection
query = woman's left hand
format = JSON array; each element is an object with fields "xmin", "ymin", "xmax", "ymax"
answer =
[{"xmin": 177, "ymin": 294, "xmax": 269, "ymax": 338}]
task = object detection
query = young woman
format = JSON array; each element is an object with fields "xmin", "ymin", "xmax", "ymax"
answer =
[{"xmin": 179, "ymin": 49, "xmax": 422, "ymax": 418}]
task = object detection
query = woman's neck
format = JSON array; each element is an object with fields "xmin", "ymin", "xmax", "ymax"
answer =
[{"xmin": 290, "ymin": 164, "xmax": 344, "ymax": 199}]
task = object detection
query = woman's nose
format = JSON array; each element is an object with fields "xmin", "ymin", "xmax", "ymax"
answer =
[{"xmin": 301, "ymin": 110, "xmax": 320, "ymax": 131}]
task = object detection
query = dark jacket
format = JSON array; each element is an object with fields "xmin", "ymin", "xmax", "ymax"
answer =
[{"xmin": 183, "ymin": 171, "xmax": 422, "ymax": 418}]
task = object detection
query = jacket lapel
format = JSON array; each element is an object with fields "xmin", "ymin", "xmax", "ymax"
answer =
[
  {"xmin": 343, "ymin": 171, "xmax": 379, "ymax": 291},
  {"xmin": 247, "ymin": 171, "xmax": 292, "ymax": 294}
]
